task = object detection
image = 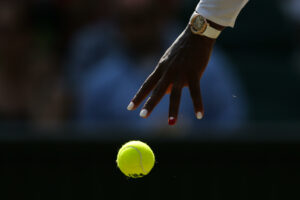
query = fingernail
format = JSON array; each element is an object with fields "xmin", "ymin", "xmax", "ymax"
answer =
[
  {"xmin": 139, "ymin": 109, "xmax": 148, "ymax": 118},
  {"xmin": 196, "ymin": 112, "xmax": 203, "ymax": 119},
  {"xmin": 168, "ymin": 117, "xmax": 176, "ymax": 126},
  {"xmin": 127, "ymin": 102, "xmax": 134, "ymax": 110}
]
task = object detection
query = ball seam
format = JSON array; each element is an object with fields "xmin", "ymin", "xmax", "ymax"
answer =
[{"xmin": 125, "ymin": 146, "xmax": 146, "ymax": 174}]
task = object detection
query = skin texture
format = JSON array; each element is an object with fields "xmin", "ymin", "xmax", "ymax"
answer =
[{"xmin": 128, "ymin": 22, "xmax": 224, "ymax": 125}]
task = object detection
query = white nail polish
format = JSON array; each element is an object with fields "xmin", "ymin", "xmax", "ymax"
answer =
[
  {"xmin": 196, "ymin": 112, "xmax": 203, "ymax": 119},
  {"xmin": 127, "ymin": 102, "xmax": 134, "ymax": 110},
  {"xmin": 140, "ymin": 109, "xmax": 148, "ymax": 118}
]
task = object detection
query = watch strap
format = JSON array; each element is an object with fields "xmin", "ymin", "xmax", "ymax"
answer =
[
  {"xmin": 190, "ymin": 12, "xmax": 221, "ymax": 39},
  {"xmin": 203, "ymin": 25, "xmax": 221, "ymax": 39}
]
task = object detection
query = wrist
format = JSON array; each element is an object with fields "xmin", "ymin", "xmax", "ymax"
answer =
[
  {"xmin": 189, "ymin": 13, "xmax": 223, "ymax": 39},
  {"xmin": 185, "ymin": 25, "xmax": 216, "ymax": 46}
]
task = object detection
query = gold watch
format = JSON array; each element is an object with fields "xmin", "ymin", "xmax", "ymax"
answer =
[{"xmin": 189, "ymin": 13, "xmax": 221, "ymax": 39}]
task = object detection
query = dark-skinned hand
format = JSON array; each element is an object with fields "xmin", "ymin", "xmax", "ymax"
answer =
[{"xmin": 127, "ymin": 22, "xmax": 224, "ymax": 125}]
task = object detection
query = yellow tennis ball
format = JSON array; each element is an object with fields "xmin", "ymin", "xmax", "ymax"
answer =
[{"xmin": 116, "ymin": 140, "xmax": 155, "ymax": 178}]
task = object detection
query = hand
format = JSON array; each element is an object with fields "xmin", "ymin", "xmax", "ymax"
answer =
[{"xmin": 127, "ymin": 25, "xmax": 219, "ymax": 125}]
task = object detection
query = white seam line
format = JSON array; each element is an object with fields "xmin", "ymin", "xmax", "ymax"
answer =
[{"xmin": 125, "ymin": 146, "xmax": 146, "ymax": 174}]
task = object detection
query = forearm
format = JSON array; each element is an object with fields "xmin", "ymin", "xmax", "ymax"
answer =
[{"xmin": 196, "ymin": 0, "xmax": 249, "ymax": 27}]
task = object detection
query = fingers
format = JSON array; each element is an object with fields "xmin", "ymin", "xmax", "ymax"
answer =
[
  {"xmin": 168, "ymin": 82, "xmax": 182, "ymax": 126},
  {"xmin": 188, "ymin": 76, "xmax": 204, "ymax": 120},
  {"xmin": 139, "ymin": 77, "xmax": 170, "ymax": 118},
  {"xmin": 127, "ymin": 69, "xmax": 161, "ymax": 111}
]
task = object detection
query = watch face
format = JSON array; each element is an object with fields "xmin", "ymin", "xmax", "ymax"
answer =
[
  {"xmin": 191, "ymin": 15, "xmax": 207, "ymax": 34},
  {"xmin": 194, "ymin": 15, "xmax": 206, "ymax": 30}
]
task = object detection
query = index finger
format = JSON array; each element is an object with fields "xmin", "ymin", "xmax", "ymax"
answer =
[{"xmin": 127, "ymin": 68, "xmax": 162, "ymax": 111}]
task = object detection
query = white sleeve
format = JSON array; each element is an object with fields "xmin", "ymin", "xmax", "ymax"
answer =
[{"xmin": 196, "ymin": 0, "xmax": 249, "ymax": 27}]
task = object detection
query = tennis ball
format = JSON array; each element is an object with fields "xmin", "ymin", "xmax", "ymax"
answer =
[{"xmin": 116, "ymin": 140, "xmax": 155, "ymax": 178}]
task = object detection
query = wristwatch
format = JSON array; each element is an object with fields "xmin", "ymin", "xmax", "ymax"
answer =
[{"xmin": 189, "ymin": 13, "xmax": 221, "ymax": 39}]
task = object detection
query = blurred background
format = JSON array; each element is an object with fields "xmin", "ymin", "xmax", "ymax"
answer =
[{"xmin": 0, "ymin": 0, "xmax": 300, "ymax": 199}]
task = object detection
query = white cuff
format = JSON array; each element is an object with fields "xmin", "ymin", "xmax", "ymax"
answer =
[{"xmin": 196, "ymin": 0, "xmax": 249, "ymax": 28}]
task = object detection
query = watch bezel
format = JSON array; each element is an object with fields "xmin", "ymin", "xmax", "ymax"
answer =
[{"xmin": 190, "ymin": 14, "xmax": 208, "ymax": 35}]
